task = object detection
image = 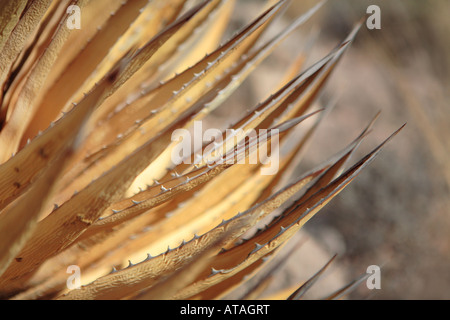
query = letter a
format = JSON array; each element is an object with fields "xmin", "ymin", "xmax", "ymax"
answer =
[
  {"xmin": 67, "ymin": 5, "xmax": 81, "ymax": 30},
  {"xmin": 366, "ymin": 5, "xmax": 381, "ymax": 30},
  {"xmin": 66, "ymin": 265, "xmax": 81, "ymax": 289},
  {"xmin": 366, "ymin": 265, "xmax": 381, "ymax": 289}
]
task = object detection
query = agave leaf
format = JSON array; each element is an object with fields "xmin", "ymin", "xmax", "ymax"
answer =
[
  {"xmin": 0, "ymin": 1, "xmax": 28, "ymax": 53},
  {"xmin": 101, "ymin": 1, "xmax": 322, "ymax": 193},
  {"xmin": 84, "ymin": 0, "xmax": 187, "ymax": 91},
  {"xmin": 78, "ymin": 162, "xmax": 233, "ymax": 241},
  {"xmin": 0, "ymin": 147, "xmax": 74, "ymax": 278},
  {"xmin": 0, "ymin": 0, "xmax": 405, "ymax": 302},
  {"xmin": 0, "ymin": 0, "xmax": 54, "ymax": 96},
  {"xmin": 2, "ymin": 1, "xmax": 73, "ymax": 109},
  {"xmin": 322, "ymin": 272, "xmax": 370, "ymax": 300},
  {"xmin": 196, "ymin": 255, "xmax": 269, "ymax": 300},
  {"xmin": 93, "ymin": 0, "xmax": 227, "ymax": 121},
  {"xmin": 32, "ymin": 0, "xmax": 125, "ymax": 95},
  {"xmin": 198, "ymin": 240, "xmax": 299, "ymax": 300},
  {"xmin": 24, "ymin": 0, "xmax": 187, "ymax": 140},
  {"xmin": 4, "ymin": 1, "xmax": 217, "ymax": 210},
  {"xmin": 57, "ymin": 213, "xmax": 254, "ymax": 300},
  {"xmin": 113, "ymin": 113, "xmax": 321, "ymax": 262},
  {"xmin": 254, "ymin": 101, "xmax": 333, "ymax": 204},
  {"xmin": 165, "ymin": 0, "xmax": 236, "ymax": 79},
  {"xmin": 0, "ymin": 66, "xmax": 119, "ymax": 212},
  {"xmin": 0, "ymin": 1, "xmax": 77, "ymax": 162},
  {"xmin": 56, "ymin": 0, "xmax": 290, "ymax": 202},
  {"xmin": 80, "ymin": 0, "xmax": 287, "ymax": 157},
  {"xmin": 193, "ymin": 24, "xmax": 359, "ymax": 168},
  {"xmin": 68, "ymin": 114, "xmax": 311, "ymax": 275},
  {"xmin": 46, "ymin": 115, "xmax": 315, "ymax": 300},
  {"xmin": 0, "ymin": 110, "xmax": 193, "ymax": 293},
  {"xmin": 287, "ymin": 254, "xmax": 337, "ymax": 300},
  {"xmin": 135, "ymin": 230, "xmax": 236, "ymax": 300},
  {"xmin": 170, "ymin": 125, "xmax": 404, "ymax": 299}
]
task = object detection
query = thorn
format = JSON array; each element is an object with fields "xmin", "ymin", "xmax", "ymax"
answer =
[
  {"xmin": 165, "ymin": 212, "xmax": 175, "ymax": 218},
  {"xmin": 255, "ymin": 243, "xmax": 264, "ymax": 250},
  {"xmin": 209, "ymin": 267, "xmax": 221, "ymax": 277},
  {"xmin": 110, "ymin": 266, "xmax": 117, "ymax": 274},
  {"xmin": 129, "ymin": 234, "xmax": 137, "ymax": 240}
]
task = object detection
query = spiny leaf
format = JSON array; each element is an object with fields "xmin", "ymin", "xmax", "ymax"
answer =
[
  {"xmin": 322, "ymin": 272, "xmax": 370, "ymax": 300},
  {"xmin": 61, "ymin": 0, "xmax": 289, "ymax": 192},
  {"xmin": 24, "ymin": 0, "xmax": 185, "ymax": 139},
  {"xmin": 0, "ymin": 113, "xmax": 191, "ymax": 294},
  {"xmin": 0, "ymin": 64, "xmax": 119, "ymax": 212},
  {"xmin": 46, "ymin": 115, "xmax": 316, "ymax": 300},
  {"xmin": 0, "ymin": 147, "xmax": 74, "ymax": 278},
  {"xmin": 0, "ymin": 1, "xmax": 28, "ymax": 54},
  {"xmin": 0, "ymin": 1, "xmax": 76, "ymax": 162},
  {"xmin": 57, "ymin": 213, "xmax": 254, "ymax": 300},
  {"xmin": 0, "ymin": 0, "xmax": 54, "ymax": 97},
  {"xmin": 171, "ymin": 125, "xmax": 404, "ymax": 299},
  {"xmin": 287, "ymin": 254, "xmax": 337, "ymax": 300}
]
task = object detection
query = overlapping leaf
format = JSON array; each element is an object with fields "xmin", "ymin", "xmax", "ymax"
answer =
[{"xmin": 0, "ymin": 0, "xmax": 404, "ymax": 300}]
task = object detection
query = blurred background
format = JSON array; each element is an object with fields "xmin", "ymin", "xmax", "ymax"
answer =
[{"xmin": 210, "ymin": 0, "xmax": 449, "ymax": 299}]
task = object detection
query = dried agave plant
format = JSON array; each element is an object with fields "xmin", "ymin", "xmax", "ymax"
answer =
[{"xmin": 0, "ymin": 0, "xmax": 403, "ymax": 300}]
